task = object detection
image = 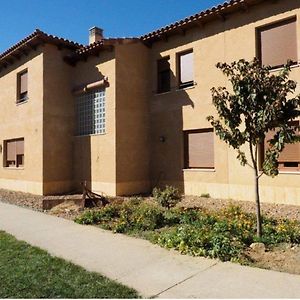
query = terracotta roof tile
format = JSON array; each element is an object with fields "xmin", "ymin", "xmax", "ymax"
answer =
[
  {"xmin": 141, "ymin": 0, "xmax": 264, "ymax": 42},
  {"xmin": 0, "ymin": 29, "xmax": 82, "ymax": 68}
]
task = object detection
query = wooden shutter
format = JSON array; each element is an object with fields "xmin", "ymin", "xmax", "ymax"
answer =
[
  {"xmin": 16, "ymin": 139, "xmax": 24, "ymax": 155},
  {"xmin": 187, "ymin": 130, "xmax": 214, "ymax": 168},
  {"xmin": 6, "ymin": 141, "xmax": 16, "ymax": 161},
  {"xmin": 20, "ymin": 71, "xmax": 28, "ymax": 94},
  {"xmin": 180, "ymin": 51, "xmax": 194, "ymax": 84},
  {"xmin": 259, "ymin": 18, "xmax": 297, "ymax": 67}
]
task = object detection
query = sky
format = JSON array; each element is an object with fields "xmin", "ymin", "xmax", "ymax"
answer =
[{"xmin": 0, "ymin": 0, "xmax": 223, "ymax": 52}]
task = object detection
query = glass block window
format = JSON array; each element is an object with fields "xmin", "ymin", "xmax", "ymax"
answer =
[{"xmin": 76, "ymin": 89, "xmax": 106, "ymax": 136}]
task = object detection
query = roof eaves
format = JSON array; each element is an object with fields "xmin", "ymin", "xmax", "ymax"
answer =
[
  {"xmin": 140, "ymin": 0, "xmax": 264, "ymax": 43},
  {"xmin": 0, "ymin": 29, "xmax": 82, "ymax": 71}
]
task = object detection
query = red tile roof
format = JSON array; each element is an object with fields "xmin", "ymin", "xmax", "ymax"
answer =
[
  {"xmin": 141, "ymin": 0, "xmax": 264, "ymax": 43},
  {"xmin": 0, "ymin": 29, "xmax": 82, "ymax": 70}
]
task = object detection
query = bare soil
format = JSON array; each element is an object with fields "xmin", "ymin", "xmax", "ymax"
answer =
[{"xmin": 1, "ymin": 189, "xmax": 300, "ymax": 275}]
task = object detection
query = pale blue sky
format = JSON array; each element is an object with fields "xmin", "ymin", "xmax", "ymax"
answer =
[{"xmin": 0, "ymin": 0, "xmax": 224, "ymax": 52}]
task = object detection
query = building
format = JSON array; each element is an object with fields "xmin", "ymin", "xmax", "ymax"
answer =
[{"xmin": 0, "ymin": 0, "xmax": 299, "ymax": 205}]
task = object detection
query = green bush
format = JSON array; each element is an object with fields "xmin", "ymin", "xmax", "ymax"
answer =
[
  {"xmin": 152, "ymin": 186, "xmax": 181, "ymax": 209},
  {"xmin": 200, "ymin": 193, "xmax": 211, "ymax": 198},
  {"xmin": 75, "ymin": 201, "xmax": 300, "ymax": 262}
]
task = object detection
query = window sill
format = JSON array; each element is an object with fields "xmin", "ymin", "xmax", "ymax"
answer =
[
  {"xmin": 74, "ymin": 132, "xmax": 106, "ymax": 138},
  {"xmin": 3, "ymin": 167, "xmax": 24, "ymax": 170},
  {"xmin": 176, "ymin": 83, "xmax": 197, "ymax": 92},
  {"xmin": 278, "ymin": 170, "xmax": 300, "ymax": 175},
  {"xmin": 270, "ymin": 63, "xmax": 300, "ymax": 73},
  {"xmin": 154, "ymin": 90, "xmax": 172, "ymax": 96},
  {"xmin": 183, "ymin": 168, "xmax": 215, "ymax": 173},
  {"xmin": 16, "ymin": 99, "xmax": 29, "ymax": 106},
  {"xmin": 153, "ymin": 83, "xmax": 197, "ymax": 96}
]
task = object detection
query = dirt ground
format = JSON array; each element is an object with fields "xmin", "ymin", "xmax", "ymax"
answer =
[{"xmin": 1, "ymin": 189, "xmax": 300, "ymax": 275}]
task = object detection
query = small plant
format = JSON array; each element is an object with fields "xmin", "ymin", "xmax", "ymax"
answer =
[
  {"xmin": 200, "ymin": 193, "xmax": 211, "ymax": 198},
  {"xmin": 152, "ymin": 186, "xmax": 181, "ymax": 209}
]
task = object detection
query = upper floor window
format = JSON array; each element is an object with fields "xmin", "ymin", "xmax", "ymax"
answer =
[
  {"xmin": 17, "ymin": 70, "xmax": 28, "ymax": 104},
  {"xmin": 4, "ymin": 138, "xmax": 24, "ymax": 168},
  {"xmin": 178, "ymin": 50, "xmax": 194, "ymax": 89},
  {"xmin": 157, "ymin": 56, "xmax": 171, "ymax": 93},
  {"xmin": 76, "ymin": 89, "xmax": 106, "ymax": 136},
  {"xmin": 257, "ymin": 18, "xmax": 298, "ymax": 69},
  {"xmin": 262, "ymin": 121, "xmax": 300, "ymax": 172},
  {"xmin": 184, "ymin": 129, "xmax": 214, "ymax": 169}
]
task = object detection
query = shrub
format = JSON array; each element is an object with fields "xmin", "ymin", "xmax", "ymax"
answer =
[
  {"xmin": 152, "ymin": 186, "xmax": 181, "ymax": 209},
  {"xmin": 200, "ymin": 193, "xmax": 211, "ymax": 198},
  {"xmin": 75, "ymin": 201, "xmax": 300, "ymax": 262}
]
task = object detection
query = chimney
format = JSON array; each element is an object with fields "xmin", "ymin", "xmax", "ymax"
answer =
[{"xmin": 89, "ymin": 26, "xmax": 104, "ymax": 44}]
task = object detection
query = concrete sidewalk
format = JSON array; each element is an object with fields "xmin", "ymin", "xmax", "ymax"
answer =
[{"xmin": 0, "ymin": 202, "xmax": 300, "ymax": 298}]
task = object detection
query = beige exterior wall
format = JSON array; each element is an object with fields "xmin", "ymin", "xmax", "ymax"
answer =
[
  {"xmin": 149, "ymin": 0, "xmax": 300, "ymax": 205},
  {"xmin": 0, "ymin": 1, "xmax": 300, "ymax": 205},
  {"xmin": 72, "ymin": 51, "xmax": 117, "ymax": 196},
  {"xmin": 0, "ymin": 50, "xmax": 44, "ymax": 194},
  {"xmin": 115, "ymin": 42, "xmax": 151, "ymax": 195},
  {"xmin": 43, "ymin": 44, "xmax": 75, "ymax": 195}
]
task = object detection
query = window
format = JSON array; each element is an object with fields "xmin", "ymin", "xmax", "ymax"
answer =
[
  {"xmin": 178, "ymin": 50, "xmax": 194, "ymax": 88},
  {"xmin": 263, "ymin": 121, "xmax": 300, "ymax": 171},
  {"xmin": 76, "ymin": 89, "xmax": 106, "ymax": 136},
  {"xmin": 184, "ymin": 129, "xmax": 214, "ymax": 169},
  {"xmin": 4, "ymin": 138, "xmax": 24, "ymax": 168},
  {"xmin": 157, "ymin": 57, "xmax": 171, "ymax": 93},
  {"xmin": 257, "ymin": 18, "xmax": 298, "ymax": 68},
  {"xmin": 17, "ymin": 70, "xmax": 28, "ymax": 103}
]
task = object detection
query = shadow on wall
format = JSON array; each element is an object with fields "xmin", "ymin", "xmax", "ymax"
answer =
[
  {"xmin": 150, "ymin": 56, "xmax": 194, "ymax": 194},
  {"xmin": 72, "ymin": 64, "xmax": 109, "ymax": 192}
]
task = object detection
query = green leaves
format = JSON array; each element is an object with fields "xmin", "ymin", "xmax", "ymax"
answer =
[{"xmin": 207, "ymin": 58, "xmax": 300, "ymax": 175}]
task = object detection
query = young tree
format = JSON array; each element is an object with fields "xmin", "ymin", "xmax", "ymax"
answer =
[{"xmin": 207, "ymin": 59, "xmax": 300, "ymax": 238}]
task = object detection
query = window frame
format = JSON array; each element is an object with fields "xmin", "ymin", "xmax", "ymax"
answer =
[
  {"xmin": 256, "ymin": 17, "xmax": 298, "ymax": 69},
  {"xmin": 16, "ymin": 69, "xmax": 28, "ymax": 104},
  {"xmin": 177, "ymin": 49, "xmax": 194, "ymax": 89},
  {"xmin": 260, "ymin": 121, "xmax": 300, "ymax": 172},
  {"xmin": 183, "ymin": 128, "xmax": 215, "ymax": 170},
  {"xmin": 3, "ymin": 138, "xmax": 25, "ymax": 169}
]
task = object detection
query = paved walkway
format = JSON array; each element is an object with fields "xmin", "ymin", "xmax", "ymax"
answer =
[{"xmin": 0, "ymin": 202, "xmax": 300, "ymax": 298}]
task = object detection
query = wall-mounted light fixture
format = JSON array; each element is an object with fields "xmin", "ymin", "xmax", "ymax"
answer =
[{"xmin": 159, "ymin": 136, "xmax": 166, "ymax": 143}]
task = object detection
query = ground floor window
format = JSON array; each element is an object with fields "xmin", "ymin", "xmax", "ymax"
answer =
[
  {"xmin": 262, "ymin": 121, "xmax": 300, "ymax": 171},
  {"xmin": 4, "ymin": 138, "xmax": 24, "ymax": 168},
  {"xmin": 184, "ymin": 129, "xmax": 214, "ymax": 169},
  {"xmin": 76, "ymin": 89, "xmax": 106, "ymax": 136}
]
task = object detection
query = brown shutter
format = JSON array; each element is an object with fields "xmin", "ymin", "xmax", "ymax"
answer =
[
  {"xmin": 6, "ymin": 141, "xmax": 16, "ymax": 161},
  {"xmin": 16, "ymin": 139, "xmax": 24, "ymax": 155},
  {"xmin": 265, "ymin": 124, "xmax": 300, "ymax": 163},
  {"xmin": 259, "ymin": 18, "xmax": 297, "ymax": 67},
  {"xmin": 180, "ymin": 51, "xmax": 194, "ymax": 83},
  {"xmin": 20, "ymin": 71, "xmax": 28, "ymax": 94},
  {"xmin": 188, "ymin": 130, "xmax": 214, "ymax": 168}
]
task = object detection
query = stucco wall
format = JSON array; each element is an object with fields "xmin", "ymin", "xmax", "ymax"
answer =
[
  {"xmin": 149, "ymin": 0, "xmax": 300, "ymax": 205},
  {"xmin": 115, "ymin": 42, "xmax": 151, "ymax": 195},
  {"xmin": 0, "ymin": 50, "xmax": 44, "ymax": 194},
  {"xmin": 42, "ymin": 44, "xmax": 75, "ymax": 195},
  {"xmin": 72, "ymin": 51, "xmax": 117, "ymax": 196}
]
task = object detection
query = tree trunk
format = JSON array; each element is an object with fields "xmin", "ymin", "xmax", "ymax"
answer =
[{"xmin": 254, "ymin": 168, "xmax": 262, "ymax": 238}]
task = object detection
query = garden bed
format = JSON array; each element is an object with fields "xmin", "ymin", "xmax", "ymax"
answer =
[
  {"xmin": 1, "ymin": 188, "xmax": 300, "ymax": 275},
  {"xmin": 75, "ymin": 198, "xmax": 300, "ymax": 275}
]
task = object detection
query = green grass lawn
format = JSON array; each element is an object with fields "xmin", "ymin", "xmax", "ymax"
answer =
[{"xmin": 0, "ymin": 231, "xmax": 139, "ymax": 299}]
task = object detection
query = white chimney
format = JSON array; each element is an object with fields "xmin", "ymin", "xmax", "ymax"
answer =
[{"xmin": 89, "ymin": 27, "xmax": 104, "ymax": 44}]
